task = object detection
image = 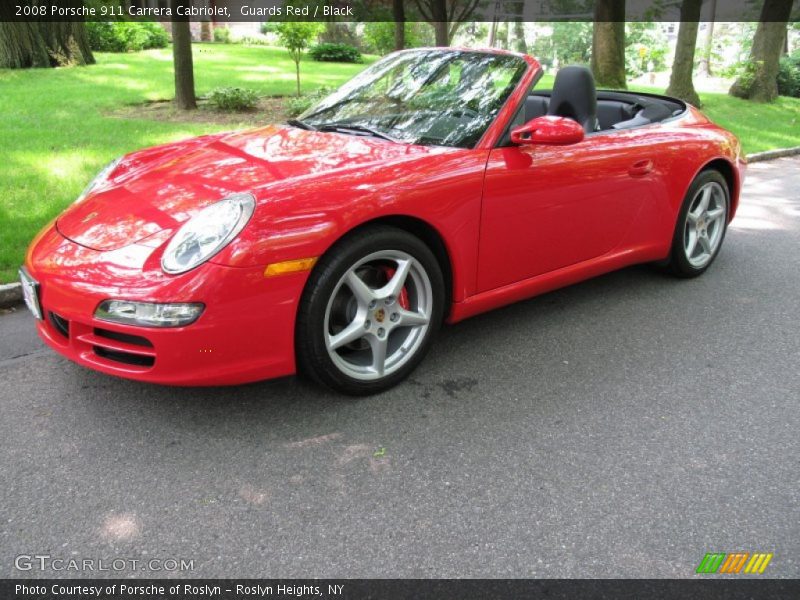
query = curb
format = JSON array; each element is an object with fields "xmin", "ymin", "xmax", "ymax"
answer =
[
  {"xmin": 0, "ymin": 147, "xmax": 798, "ymax": 309},
  {"xmin": 746, "ymin": 146, "xmax": 800, "ymax": 163},
  {"xmin": 0, "ymin": 282, "xmax": 22, "ymax": 309}
]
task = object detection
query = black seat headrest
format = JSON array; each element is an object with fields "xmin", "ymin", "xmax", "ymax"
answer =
[{"xmin": 547, "ymin": 66, "xmax": 598, "ymax": 133}]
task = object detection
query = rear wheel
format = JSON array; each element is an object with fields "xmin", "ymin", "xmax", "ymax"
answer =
[
  {"xmin": 296, "ymin": 226, "xmax": 444, "ymax": 395},
  {"xmin": 663, "ymin": 170, "xmax": 730, "ymax": 278}
]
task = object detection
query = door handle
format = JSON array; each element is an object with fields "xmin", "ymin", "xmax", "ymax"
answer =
[{"xmin": 629, "ymin": 159, "xmax": 654, "ymax": 177}]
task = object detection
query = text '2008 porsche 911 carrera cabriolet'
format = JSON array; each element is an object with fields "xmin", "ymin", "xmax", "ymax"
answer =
[{"xmin": 22, "ymin": 48, "xmax": 745, "ymax": 395}]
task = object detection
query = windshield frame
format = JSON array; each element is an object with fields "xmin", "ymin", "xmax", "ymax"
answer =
[{"xmin": 296, "ymin": 48, "xmax": 536, "ymax": 150}]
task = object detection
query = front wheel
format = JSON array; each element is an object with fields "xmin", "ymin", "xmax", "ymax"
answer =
[
  {"xmin": 663, "ymin": 170, "xmax": 730, "ymax": 278},
  {"xmin": 296, "ymin": 226, "xmax": 444, "ymax": 395}
]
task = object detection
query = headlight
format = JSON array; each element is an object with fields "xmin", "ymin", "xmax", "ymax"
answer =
[
  {"xmin": 96, "ymin": 300, "xmax": 204, "ymax": 327},
  {"xmin": 161, "ymin": 193, "xmax": 255, "ymax": 275},
  {"xmin": 75, "ymin": 157, "xmax": 121, "ymax": 204}
]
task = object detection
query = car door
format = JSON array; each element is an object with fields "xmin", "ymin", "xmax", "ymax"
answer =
[{"xmin": 476, "ymin": 130, "xmax": 663, "ymax": 292}]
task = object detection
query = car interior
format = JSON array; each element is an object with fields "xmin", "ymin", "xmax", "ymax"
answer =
[{"xmin": 502, "ymin": 65, "xmax": 686, "ymax": 145}]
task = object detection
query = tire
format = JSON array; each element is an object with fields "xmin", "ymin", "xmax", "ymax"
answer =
[
  {"xmin": 296, "ymin": 225, "xmax": 445, "ymax": 395},
  {"xmin": 663, "ymin": 169, "xmax": 730, "ymax": 278}
]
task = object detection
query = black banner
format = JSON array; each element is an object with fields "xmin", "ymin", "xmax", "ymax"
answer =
[
  {"xmin": 2, "ymin": 0, "xmax": 800, "ymax": 23},
  {"xmin": 3, "ymin": 579, "xmax": 800, "ymax": 600}
]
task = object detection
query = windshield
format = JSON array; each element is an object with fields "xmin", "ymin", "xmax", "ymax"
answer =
[{"xmin": 299, "ymin": 50, "xmax": 528, "ymax": 148}]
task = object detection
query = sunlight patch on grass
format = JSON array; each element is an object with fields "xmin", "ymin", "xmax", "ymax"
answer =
[
  {"xmin": 39, "ymin": 152, "xmax": 96, "ymax": 182},
  {"xmin": 231, "ymin": 65, "xmax": 283, "ymax": 73}
]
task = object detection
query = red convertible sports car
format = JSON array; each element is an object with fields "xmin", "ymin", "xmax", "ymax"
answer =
[{"xmin": 22, "ymin": 48, "xmax": 744, "ymax": 395}]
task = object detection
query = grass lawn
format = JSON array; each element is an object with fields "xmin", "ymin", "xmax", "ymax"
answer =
[{"xmin": 1, "ymin": 45, "xmax": 798, "ymax": 283}]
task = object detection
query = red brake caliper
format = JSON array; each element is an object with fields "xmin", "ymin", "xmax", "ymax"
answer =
[{"xmin": 382, "ymin": 267, "xmax": 410, "ymax": 309}]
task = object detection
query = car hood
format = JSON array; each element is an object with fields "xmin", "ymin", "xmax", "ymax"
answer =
[{"xmin": 56, "ymin": 125, "xmax": 440, "ymax": 251}]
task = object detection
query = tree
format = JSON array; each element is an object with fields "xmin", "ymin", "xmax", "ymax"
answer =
[
  {"xmin": 730, "ymin": 0, "xmax": 794, "ymax": 102},
  {"xmin": 171, "ymin": 3, "xmax": 196, "ymax": 110},
  {"xmin": 0, "ymin": 1, "xmax": 94, "ymax": 69},
  {"xmin": 276, "ymin": 22, "xmax": 322, "ymax": 96},
  {"xmin": 532, "ymin": 22, "xmax": 593, "ymax": 68},
  {"xmin": 414, "ymin": 0, "xmax": 481, "ymax": 46},
  {"xmin": 591, "ymin": 0, "xmax": 627, "ymax": 88},
  {"xmin": 625, "ymin": 22, "xmax": 669, "ymax": 77},
  {"xmin": 393, "ymin": 0, "xmax": 405, "ymax": 51},
  {"xmin": 665, "ymin": 0, "xmax": 703, "ymax": 106},
  {"xmin": 497, "ymin": 22, "xmax": 510, "ymax": 49},
  {"xmin": 487, "ymin": 19, "xmax": 499, "ymax": 47},
  {"xmin": 697, "ymin": 0, "xmax": 717, "ymax": 77},
  {"xmin": 513, "ymin": 22, "xmax": 527, "ymax": 54},
  {"xmin": 318, "ymin": 22, "xmax": 358, "ymax": 46}
]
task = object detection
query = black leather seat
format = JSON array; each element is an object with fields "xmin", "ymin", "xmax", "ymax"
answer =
[
  {"xmin": 524, "ymin": 96, "xmax": 549, "ymax": 121},
  {"xmin": 546, "ymin": 66, "xmax": 598, "ymax": 133},
  {"xmin": 597, "ymin": 101, "xmax": 634, "ymax": 130}
]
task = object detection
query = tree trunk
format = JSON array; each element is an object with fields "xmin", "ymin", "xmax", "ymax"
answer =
[
  {"xmin": 416, "ymin": 0, "xmax": 479, "ymax": 47},
  {"xmin": 0, "ymin": 1, "xmax": 94, "ymax": 69},
  {"xmin": 510, "ymin": 0, "xmax": 526, "ymax": 53},
  {"xmin": 493, "ymin": 22, "xmax": 507, "ymax": 49},
  {"xmin": 697, "ymin": 0, "xmax": 716, "ymax": 76},
  {"xmin": 488, "ymin": 20, "xmax": 498, "ymax": 47},
  {"xmin": 393, "ymin": 0, "xmax": 405, "ymax": 51},
  {"xmin": 433, "ymin": 22, "xmax": 449, "ymax": 46},
  {"xmin": 666, "ymin": 0, "xmax": 703, "ymax": 107},
  {"xmin": 513, "ymin": 21, "xmax": 527, "ymax": 54},
  {"xmin": 171, "ymin": 16, "xmax": 196, "ymax": 110},
  {"xmin": 295, "ymin": 59, "xmax": 301, "ymax": 96},
  {"xmin": 0, "ymin": 21, "xmax": 50, "ymax": 68},
  {"xmin": 729, "ymin": 0, "xmax": 793, "ymax": 102},
  {"xmin": 591, "ymin": 0, "xmax": 627, "ymax": 89},
  {"xmin": 429, "ymin": 0, "xmax": 449, "ymax": 46},
  {"xmin": 40, "ymin": 21, "xmax": 95, "ymax": 66}
]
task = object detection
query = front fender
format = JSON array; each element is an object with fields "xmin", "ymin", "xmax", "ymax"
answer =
[{"xmin": 212, "ymin": 149, "xmax": 490, "ymax": 302}]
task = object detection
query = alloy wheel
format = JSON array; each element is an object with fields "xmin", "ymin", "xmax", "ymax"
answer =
[
  {"xmin": 683, "ymin": 181, "xmax": 727, "ymax": 268},
  {"xmin": 323, "ymin": 250, "xmax": 433, "ymax": 381}
]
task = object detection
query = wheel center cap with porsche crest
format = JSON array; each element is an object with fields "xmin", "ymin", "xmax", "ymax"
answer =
[{"xmin": 374, "ymin": 308, "xmax": 386, "ymax": 323}]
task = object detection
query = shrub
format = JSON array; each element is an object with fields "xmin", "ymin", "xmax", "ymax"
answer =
[
  {"xmin": 777, "ymin": 52, "xmax": 800, "ymax": 98},
  {"xmin": 729, "ymin": 60, "xmax": 758, "ymax": 93},
  {"xmin": 208, "ymin": 87, "xmax": 258, "ymax": 111},
  {"xmin": 213, "ymin": 27, "xmax": 232, "ymax": 44},
  {"xmin": 308, "ymin": 43, "xmax": 362, "ymax": 63},
  {"xmin": 238, "ymin": 35, "xmax": 270, "ymax": 46},
  {"xmin": 286, "ymin": 86, "xmax": 333, "ymax": 117},
  {"xmin": 86, "ymin": 21, "xmax": 168, "ymax": 53}
]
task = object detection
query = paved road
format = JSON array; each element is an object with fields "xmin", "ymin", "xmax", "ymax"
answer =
[{"xmin": 1, "ymin": 158, "xmax": 798, "ymax": 579}]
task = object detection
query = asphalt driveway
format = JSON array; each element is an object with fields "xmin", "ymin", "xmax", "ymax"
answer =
[{"xmin": 1, "ymin": 157, "xmax": 798, "ymax": 579}]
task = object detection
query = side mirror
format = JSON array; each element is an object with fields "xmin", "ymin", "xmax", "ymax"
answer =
[{"xmin": 510, "ymin": 115, "xmax": 585, "ymax": 146}]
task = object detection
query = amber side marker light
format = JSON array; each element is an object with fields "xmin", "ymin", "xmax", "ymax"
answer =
[{"xmin": 264, "ymin": 257, "xmax": 318, "ymax": 277}]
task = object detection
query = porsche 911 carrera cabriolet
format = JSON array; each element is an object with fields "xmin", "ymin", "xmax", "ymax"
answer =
[{"xmin": 22, "ymin": 48, "xmax": 745, "ymax": 395}]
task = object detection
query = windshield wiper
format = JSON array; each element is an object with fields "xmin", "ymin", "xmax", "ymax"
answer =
[
  {"xmin": 286, "ymin": 118, "xmax": 317, "ymax": 131},
  {"xmin": 317, "ymin": 123, "xmax": 399, "ymax": 143}
]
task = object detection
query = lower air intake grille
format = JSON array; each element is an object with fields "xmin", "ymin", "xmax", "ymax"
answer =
[
  {"xmin": 94, "ymin": 327, "xmax": 153, "ymax": 348},
  {"xmin": 48, "ymin": 312, "xmax": 69, "ymax": 338},
  {"xmin": 93, "ymin": 346, "xmax": 155, "ymax": 367}
]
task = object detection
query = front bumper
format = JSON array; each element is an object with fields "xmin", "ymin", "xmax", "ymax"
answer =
[{"xmin": 25, "ymin": 225, "xmax": 306, "ymax": 386}]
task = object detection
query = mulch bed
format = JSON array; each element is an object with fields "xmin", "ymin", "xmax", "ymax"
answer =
[{"xmin": 107, "ymin": 96, "xmax": 290, "ymax": 127}]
